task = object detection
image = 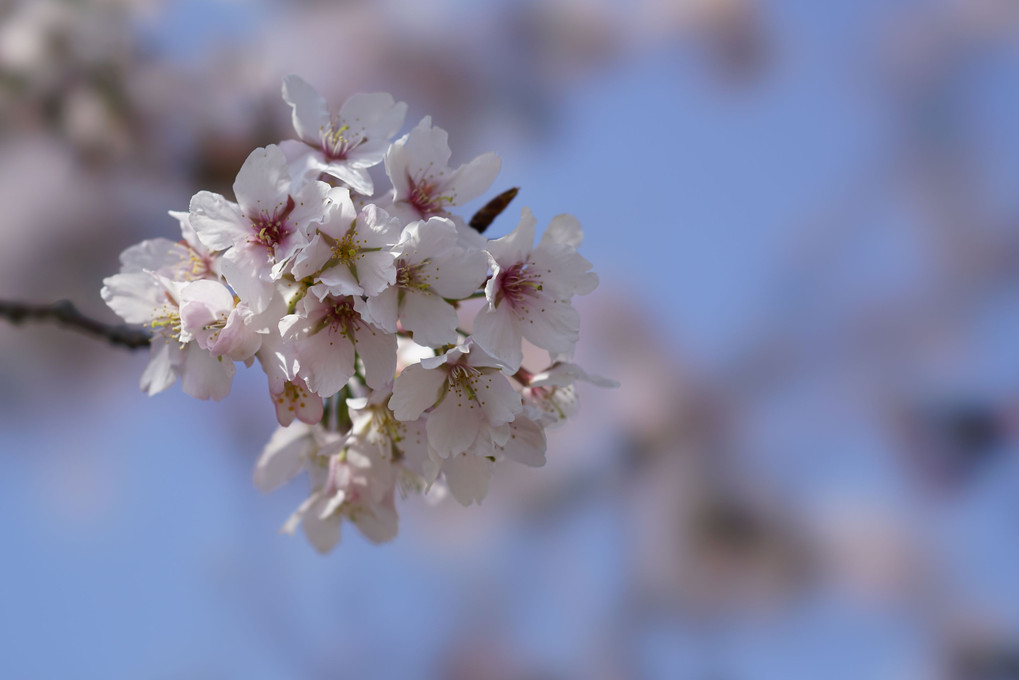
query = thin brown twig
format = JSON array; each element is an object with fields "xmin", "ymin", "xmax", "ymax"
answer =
[{"xmin": 0, "ymin": 299, "xmax": 151, "ymax": 350}]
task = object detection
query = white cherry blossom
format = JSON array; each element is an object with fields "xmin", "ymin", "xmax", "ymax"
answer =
[
  {"xmin": 188, "ymin": 144, "xmax": 330, "ymax": 313},
  {"xmin": 383, "ymin": 116, "xmax": 500, "ymax": 225},
  {"xmin": 522, "ymin": 361, "xmax": 619, "ymax": 426},
  {"xmin": 436, "ymin": 414, "xmax": 547, "ymax": 506},
  {"xmin": 280, "ymin": 293, "xmax": 397, "ymax": 396},
  {"xmin": 367, "ymin": 216, "xmax": 489, "ymax": 347},
  {"xmin": 290, "ymin": 188, "xmax": 400, "ymax": 298},
  {"xmin": 101, "ymin": 271, "xmax": 234, "ymax": 400},
  {"xmin": 389, "ymin": 340, "xmax": 521, "ymax": 458},
  {"xmin": 282, "ymin": 445, "xmax": 399, "ymax": 552},
  {"xmin": 473, "ymin": 207, "xmax": 599, "ymax": 372},
  {"xmin": 348, "ymin": 390, "xmax": 436, "ymax": 483},
  {"xmin": 280, "ymin": 75, "xmax": 406, "ymax": 196}
]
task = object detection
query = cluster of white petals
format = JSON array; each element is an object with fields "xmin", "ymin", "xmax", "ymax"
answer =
[{"xmin": 102, "ymin": 76, "xmax": 614, "ymax": 553}]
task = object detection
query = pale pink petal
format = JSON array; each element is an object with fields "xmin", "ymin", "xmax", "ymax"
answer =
[
  {"xmin": 529, "ymin": 245, "xmax": 598, "ymax": 297},
  {"xmin": 538, "ymin": 213, "xmax": 584, "ymax": 250},
  {"xmin": 520, "ymin": 299, "xmax": 580, "ymax": 355},
  {"xmin": 425, "ymin": 247, "xmax": 489, "ymax": 300},
  {"xmin": 530, "ymin": 362, "xmax": 619, "ymax": 389},
  {"xmin": 485, "ymin": 207, "xmax": 535, "ymax": 266},
  {"xmin": 140, "ymin": 339, "xmax": 178, "ymax": 395},
  {"xmin": 358, "ymin": 204, "xmax": 401, "ymax": 248},
  {"xmin": 180, "ymin": 344, "xmax": 234, "ymax": 401},
  {"xmin": 398, "ymin": 217, "xmax": 457, "ymax": 261},
  {"xmin": 353, "ymin": 490, "xmax": 399, "ymax": 543},
  {"xmin": 476, "ymin": 372, "xmax": 523, "ymax": 426},
  {"xmin": 286, "ymin": 178, "xmax": 331, "ymax": 233},
  {"xmin": 297, "ymin": 326, "xmax": 356, "ymax": 397},
  {"xmin": 272, "ymin": 379, "xmax": 323, "ymax": 426},
  {"xmin": 318, "ymin": 187, "xmax": 358, "ymax": 239},
  {"xmin": 444, "ymin": 152, "xmax": 501, "ymax": 205},
  {"xmin": 426, "ymin": 389, "xmax": 481, "ymax": 457},
  {"xmin": 281, "ymin": 75, "xmax": 330, "ymax": 144},
  {"xmin": 221, "ymin": 247, "xmax": 274, "ymax": 313},
  {"xmin": 364, "ymin": 285, "xmax": 399, "ymax": 333},
  {"xmin": 442, "ymin": 453, "xmax": 491, "ymax": 506},
  {"xmin": 101, "ymin": 271, "xmax": 162, "ymax": 325},
  {"xmin": 389, "ymin": 364, "xmax": 447, "ymax": 421},
  {"xmin": 233, "ymin": 145, "xmax": 291, "ymax": 218},
  {"xmin": 400, "ymin": 289, "xmax": 459, "ymax": 348},
  {"xmin": 117, "ymin": 238, "xmax": 190, "ymax": 274},
  {"xmin": 322, "ymin": 163, "xmax": 373, "ymax": 195},
  {"xmin": 338, "ymin": 92, "xmax": 407, "ymax": 141},
  {"xmin": 352, "ymin": 320, "xmax": 397, "ymax": 391},
  {"xmin": 254, "ymin": 423, "xmax": 316, "ymax": 492},
  {"xmin": 188, "ymin": 190, "xmax": 247, "ymax": 251},
  {"xmin": 315, "ymin": 264, "xmax": 361, "ymax": 297},
  {"xmin": 385, "ymin": 116, "xmax": 451, "ymax": 201},
  {"xmin": 301, "ymin": 496, "xmax": 343, "ymax": 554},
  {"xmin": 499, "ymin": 417, "xmax": 547, "ymax": 467},
  {"xmin": 472, "ymin": 304, "xmax": 523, "ymax": 372},
  {"xmin": 290, "ymin": 234, "xmax": 333, "ymax": 280},
  {"xmin": 355, "ymin": 250, "xmax": 398, "ymax": 297}
]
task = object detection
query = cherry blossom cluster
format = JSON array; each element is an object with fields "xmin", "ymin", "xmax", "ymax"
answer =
[{"xmin": 101, "ymin": 76, "xmax": 613, "ymax": 553}]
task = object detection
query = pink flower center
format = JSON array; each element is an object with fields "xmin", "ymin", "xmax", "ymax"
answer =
[
  {"xmin": 407, "ymin": 175, "xmax": 451, "ymax": 218},
  {"xmin": 323, "ymin": 297, "xmax": 361, "ymax": 338},
  {"xmin": 495, "ymin": 262, "xmax": 543, "ymax": 310},
  {"xmin": 250, "ymin": 195, "xmax": 296, "ymax": 250},
  {"xmin": 320, "ymin": 122, "xmax": 363, "ymax": 161}
]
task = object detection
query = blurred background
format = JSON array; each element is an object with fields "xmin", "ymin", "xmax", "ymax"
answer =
[{"xmin": 3, "ymin": 0, "xmax": 1019, "ymax": 677}]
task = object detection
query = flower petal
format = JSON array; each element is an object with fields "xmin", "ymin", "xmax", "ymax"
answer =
[
  {"xmin": 188, "ymin": 191, "xmax": 246, "ymax": 251},
  {"xmin": 282, "ymin": 75, "xmax": 330, "ymax": 144},
  {"xmin": 442, "ymin": 453, "xmax": 491, "ymax": 506},
  {"xmin": 426, "ymin": 388, "xmax": 481, "ymax": 457},
  {"xmin": 472, "ymin": 304, "xmax": 523, "ymax": 372},
  {"xmin": 353, "ymin": 318, "xmax": 397, "ymax": 391},
  {"xmin": 364, "ymin": 285, "xmax": 399, "ymax": 334},
  {"xmin": 338, "ymin": 92, "xmax": 407, "ymax": 141},
  {"xmin": 389, "ymin": 363, "xmax": 447, "ymax": 421},
  {"xmin": 254, "ymin": 424, "xmax": 316, "ymax": 492},
  {"xmin": 485, "ymin": 207, "xmax": 535, "ymax": 267},
  {"xmin": 520, "ymin": 299, "xmax": 580, "ymax": 355},
  {"xmin": 232, "ymin": 145, "xmax": 291, "ymax": 218},
  {"xmin": 399, "ymin": 289, "xmax": 459, "ymax": 348},
  {"xmin": 498, "ymin": 417, "xmax": 547, "ymax": 467},
  {"xmin": 180, "ymin": 344, "xmax": 235, "ymax": 401},
  {"xmin": 444, "ymin": 151, "xmax": 501, "ymax": 206}
]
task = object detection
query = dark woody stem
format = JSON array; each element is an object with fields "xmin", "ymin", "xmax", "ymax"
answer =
[{"xmin": 0, "ymin": 299, "xmax": 151, "ymax": 350}]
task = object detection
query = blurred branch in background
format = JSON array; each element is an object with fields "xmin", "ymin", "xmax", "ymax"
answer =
[{"xmin": 0, "ymin": 299, "xmax": 150, "ymax": 349}]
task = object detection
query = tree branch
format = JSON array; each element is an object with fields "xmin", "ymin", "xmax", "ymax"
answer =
[{"xmin": 0, "ymin": 299, "xmax": 151, "ymax": 350}]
